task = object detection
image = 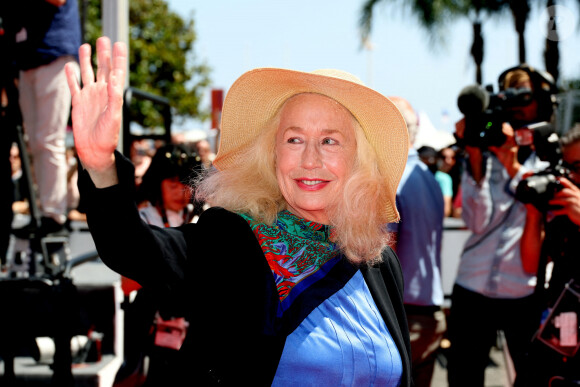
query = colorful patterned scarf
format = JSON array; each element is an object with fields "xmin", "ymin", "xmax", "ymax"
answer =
[{"xmin": 239, "ymin": 210, "xmax": 342, "ymax": 316}]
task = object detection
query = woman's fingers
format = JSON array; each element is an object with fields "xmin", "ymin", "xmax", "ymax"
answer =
[
  {"xmin": 79, "ymin": 43, "xmax": 94, "ymax": 87},
  {"xmin": 107, "ymin": 69, "xmax": 123, "ymax": 119},
  {"xmin": 107, "ymin": 42, "xmax": 128, "ymax": 115},
  {"xmin": 96, "ymin": 36, "xmax": 112, "ymax": 83},
  {"xmin": 65, "ymin": 62, "xmax": 80, "ymax": 97},
  {"xmin": 112, "ymin": 41, "xmax": 128, "ymax": 82}
]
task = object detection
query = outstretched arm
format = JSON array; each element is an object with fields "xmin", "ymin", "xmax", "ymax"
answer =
[{"xmin": 65, "ymin": 36, "xmax": 127, "ymax": 188}]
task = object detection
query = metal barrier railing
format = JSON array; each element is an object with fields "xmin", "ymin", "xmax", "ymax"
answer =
[{"xmin": 122, "ymin": 87, "xmax": 172, "ymax": 158}]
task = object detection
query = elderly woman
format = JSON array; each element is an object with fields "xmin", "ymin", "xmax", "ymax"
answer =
[{"xmin": 66, "ymin": 37, "xmax": 411, "ymax": 386}]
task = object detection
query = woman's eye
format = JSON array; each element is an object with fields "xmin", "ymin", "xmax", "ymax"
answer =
[
  {"xmin": 287, "ymin": 137, "xmax": 302, "ymax": 144},
  {"xmin": 322, "ymin": 138, "xmax": 337, "ymax": 145}
]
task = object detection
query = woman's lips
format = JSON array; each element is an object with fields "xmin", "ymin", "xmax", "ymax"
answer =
[{"xmin": 295, "ymin": 179, "xmax": 329, "ymax": 190}]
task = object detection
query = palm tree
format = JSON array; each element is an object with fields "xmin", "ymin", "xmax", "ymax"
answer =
[
  {"xmin": 508, "ymin": 0, "xmax": 531, "ymax": 64},
  {"xmin": 359, "ymin": 0, "xmax": 580, "ymax": 85},
  {"xmin": 471, "ymin": 20, "xmax": 484, "ymax": 84},
  {"xmin": 543, "ymin": 0, "xmax": 559, "ymax": 82},
  {"xmin": 359, "ymin": 0, "xmax": 497, "ymax": 84},
  {"xmin": 360, "ymin": 0, "xmax": 451, "ymax": 39}
]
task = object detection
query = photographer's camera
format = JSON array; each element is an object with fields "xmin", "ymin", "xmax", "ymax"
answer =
[
  {"xmin": 457, "ymin": 84, "xmax": 533, "ymax": 149},
  {"xmin": 515, "ymin": 165, "xmax": 570, "ymax": 212},
  {"xmin": 514, "ymin": 122, "xmax": 570, "ymax": 212}
]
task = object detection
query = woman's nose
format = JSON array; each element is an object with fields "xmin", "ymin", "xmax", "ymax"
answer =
[{"xmin": 302, "ymin": 141, "xmax": 323, "ymax": 169}]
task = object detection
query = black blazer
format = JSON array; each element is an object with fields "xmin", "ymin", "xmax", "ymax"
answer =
[{"xmin": 79, "ymin": 153, "xmax": 411, "ymax": 386}]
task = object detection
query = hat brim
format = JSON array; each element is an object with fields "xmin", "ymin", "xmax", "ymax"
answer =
[{"xmin": 213, "ymin": 68, "xmax": 408, "ymax": 223}]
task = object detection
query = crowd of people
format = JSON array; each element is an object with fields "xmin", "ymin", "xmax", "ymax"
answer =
[{"xmin": 1, "ymin": 5, "xmax": 579, "ymax": 385}]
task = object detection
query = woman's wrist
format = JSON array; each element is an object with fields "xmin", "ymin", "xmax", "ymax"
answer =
[{"xmin": 85, "ymin": 155, "xmax": 119, "ymax": 188}]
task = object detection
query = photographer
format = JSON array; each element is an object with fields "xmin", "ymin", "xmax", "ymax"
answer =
[
  {"xmin": 447, "ymin": 65, "xmax": 557, "ymax": 387},
  {"xmin": 518, "ymin": 123, "xmax": 580, "ymax": 386}
]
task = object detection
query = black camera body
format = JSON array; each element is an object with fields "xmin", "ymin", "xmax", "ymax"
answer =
[
  {"xmin": 515, "ymin": 163, "xmax": 570, "ymax": 212},
  {"xmin": 457, "ymin": 85, "xmax": 533, "ymax": 149},
  {"xmin": 457, "ymin": 64, "xmax": 558, "ymax": 150},
  {"xmin": 515, "ymin": 123, "xmax": 570, "ymax": 212}
]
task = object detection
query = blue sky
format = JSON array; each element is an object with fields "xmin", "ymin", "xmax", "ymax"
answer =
[{"xmin": 166, "ymin": 0, "xmax": 580, "ymax": 138}]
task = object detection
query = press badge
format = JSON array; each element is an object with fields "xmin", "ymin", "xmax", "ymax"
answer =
[
  {"xmin": 537, "ymin": 281, "xmax": 580, "ymax": 357},
  {"xmin": 554, "ymin": 312, "xmax": 578, "ymax": 347}
]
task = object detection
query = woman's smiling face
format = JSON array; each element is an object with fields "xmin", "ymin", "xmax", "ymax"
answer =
[{"xmin": 275, "ymin": 93, "xmax": 357, "ymax": 224}]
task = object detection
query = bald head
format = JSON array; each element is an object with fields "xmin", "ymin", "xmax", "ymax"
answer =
[{"xmin": 389, "ymin": 96, "xmax": 418, "ymax": 146}]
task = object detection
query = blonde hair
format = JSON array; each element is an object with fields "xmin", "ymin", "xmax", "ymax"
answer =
[
  {"xmin": 327, "ymin": 123, "xmax": 392, "ymax": 264},
  {"xmin": 194, "ymin": 112, "xmax": 283, "ymax": 224},
  {"xmin": 503, "ymin": 69, "xmax": 531, "ymax": 90},
  {"xmin": 195, "ymin": 94, "xmax": 391, "ymax": 264}
]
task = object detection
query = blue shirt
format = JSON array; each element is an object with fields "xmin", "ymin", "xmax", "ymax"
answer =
[
  {"xmin": 435, "ymin": 170, "xmax": 453, "ymax": 197},
  {"xmin": 273, "ymin": 271, "xmax": 403, "ymax": 386},
  {"xmin": 16, "ymin": 0, "xmax": 81, "ymax": 70},
  {"xmin": 387, "ymin": 149, "xmax": 444, "ymax": 306},
  {"xmin": 242, "ymin": 211, "xmax": 403, "ymax": 386},
  {"xmin": 456, "ymin": 151, "xmax": 549, "ymax": 298}
]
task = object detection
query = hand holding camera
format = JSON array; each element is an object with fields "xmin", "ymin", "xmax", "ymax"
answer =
[{"xmin": 548, "ymin": 177, "xmax": 580, "ymax": 226}]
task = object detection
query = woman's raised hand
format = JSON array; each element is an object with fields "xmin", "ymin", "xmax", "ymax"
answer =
[{"xmin": 65, "ymin": 36, "xmax": 127, "ymax": 187}]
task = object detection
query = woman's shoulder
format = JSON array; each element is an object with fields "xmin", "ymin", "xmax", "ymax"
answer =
[
  {"xmin": 186, "ymin": 207, "xmax": 260, "ymax": 251},
  {"xmin": 196, "ymin": 206, "xmax": 249, "ymax": 228},
  {"xmin": 380, "ymin": 246, "xmax": 401, "ymax": 271},
  {"xmin": 360, "ymin": 247, "xmax": 404, "ymax": 291},
  {"xmin": 376, "ymin": 247, "xmax": 405, "ymax": 292},
  {"xmin": 184, "ymin": 206, "xmax": 278, "ymax": 320}
]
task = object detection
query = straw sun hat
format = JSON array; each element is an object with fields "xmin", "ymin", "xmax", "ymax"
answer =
[{"xmin": 213, "ymin": 68, "xmax": 409, "ymax": 223}]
